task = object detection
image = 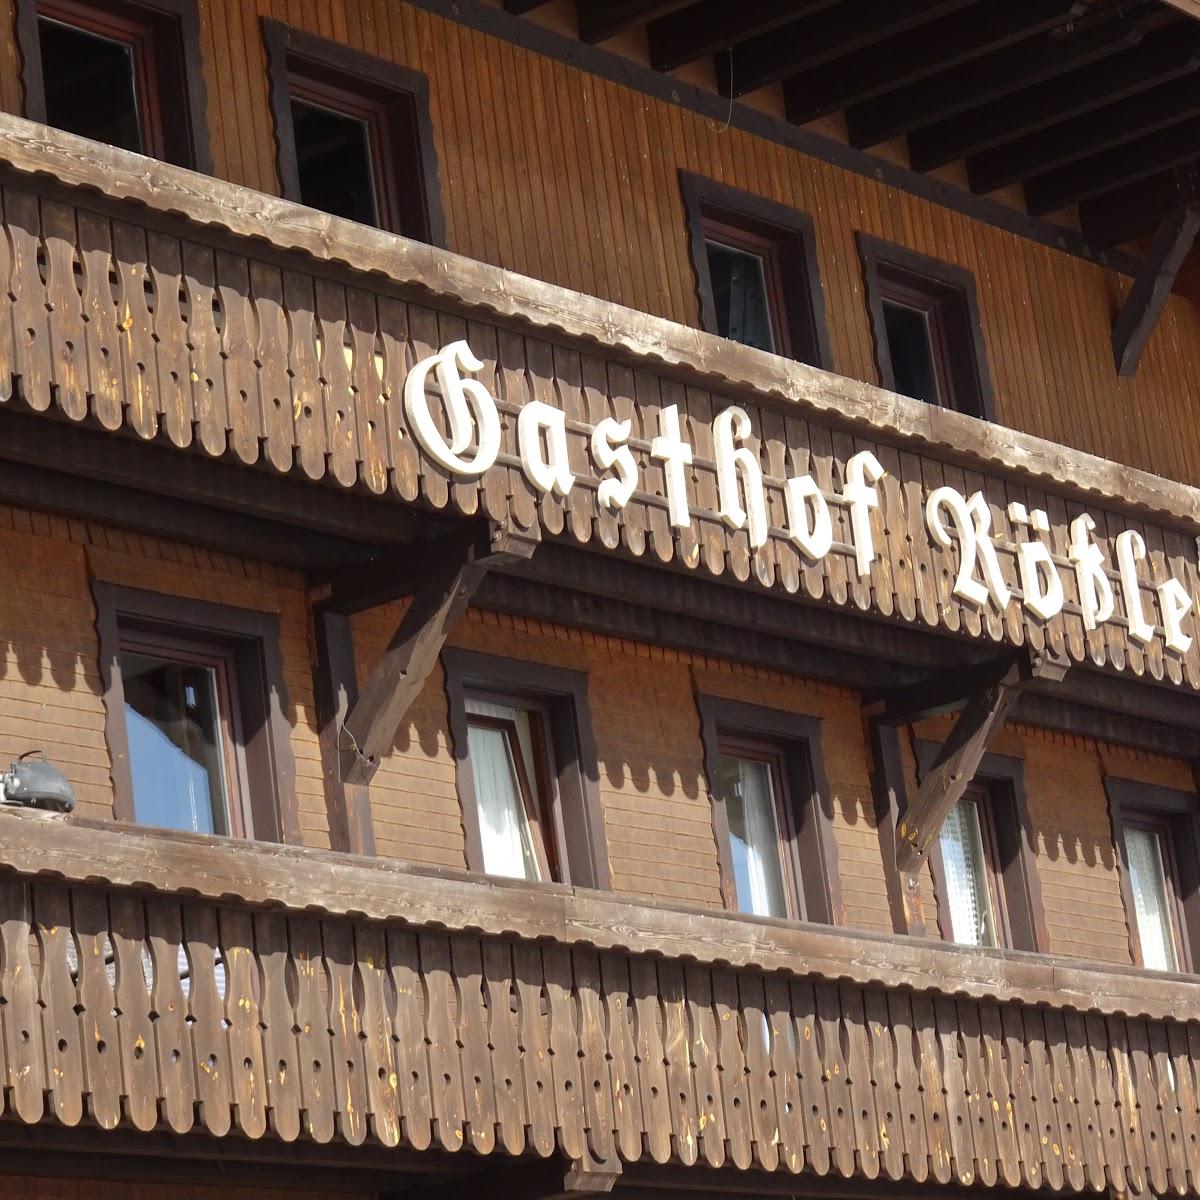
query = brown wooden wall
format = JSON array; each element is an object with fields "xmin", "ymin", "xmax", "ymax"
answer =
[
  {"xmin": 2, "ymin": 495, "xmax": 1190, "ymax": 966},
  {"xmin": 1, "ymin": 0, "xmax": 1198, "ymax": 486}
]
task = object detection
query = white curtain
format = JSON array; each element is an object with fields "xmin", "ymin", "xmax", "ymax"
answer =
[
  {"xmin": 466, "ymin": 699, "xmax": 542, "ymax": 881},
  {"xmin": 939, "ymin": 801, "xmax": 993, "ymax": 946},
  {"xmin": 1124, "ymin": 826, "xmax": 1177, "ymax": 971},
  {"xmin": 721, "ymin": 755, "xmax": 787, "ymax": 918}
]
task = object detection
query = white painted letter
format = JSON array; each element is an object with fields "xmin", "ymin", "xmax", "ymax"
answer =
[
  {"xmin": 590, "ymin": 417, "xmax": 637, "ymax": 511},
  {"xmin": 714, "ymin": 406, "xmax": 768, "ymax": 550},
  {"xmin": 403, "ymin": 340, "xmax": 501, "ymax": 477},
  {"xmin": 518, "ymin": 400, "xmax": 575, "ymax": 497},
  {"xmin": 785, "ymin": 475, "xmax": 833, "ymax": 561},
  {"xmin": 1068, "ymin": 514, "xmax": 1114, "ymax": 632},
  {"xmin": 1008, "ymin": 503, "xmax": 1064, "ymax": 621},
  {"xmin": 1115, "ymin": 528, "xmax": 1155, "ymax": 645},
  {"xmin": 926, "ymin": 487, "xmax": 1011, "ymax": 610},
  {"xmin": 650, "ymin": 404, "xmax": 694, "ymax": 529},
  {"xmin": 842, "ymin": 450, "xmax": 885, "ymax": 578},
  {"xmin": 1158, "ymin": 578, "xmax": 1194, "ymax": 655}
]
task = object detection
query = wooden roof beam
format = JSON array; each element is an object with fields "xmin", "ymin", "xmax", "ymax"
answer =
[
  {"xmin": 1024, "ymin": 112, "xmax": 1200, "ymax": 216},
  {"xmin": 1080, "ymin": 161, "xmax": 1200, "ymax": 247},
  {"xmin": 503, "ymin": 0, "xmax": 549, "ymax": 13},
  {"xmin": 575, "ymin": 0, "xmax": 691, "ymax": 44},
  {"xmin": 1112, "ymin": 206, "xmax": 1200, "ymax": 377},
  {"xmin": 783, "ymin": 0, "xmax": 1084, "ymax": 126},
  {"xmin": 846, "ymin": 16, "xmax": 1143, "ymax": 150},
  {"xmin": 646, "ymin": 0, "xmax": 840, "ymax": 74},
  {"xmin": 909, "ymin": 25, "xmax": 1200, "ymax": 171},
  {"xmin": 720, "ymin": 0, "xmax": 975, "ymax": 100},
  {"xmin": 970, "ymin": 72, "xmax": 1200, "ymax": 196}
]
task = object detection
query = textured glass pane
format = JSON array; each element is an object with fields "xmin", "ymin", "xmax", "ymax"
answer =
[
  {"xmin": 1124, "ymin": 826, "xmax": 1178, "ymax": 971},
  {"xmin": 706, "ymin": 241, "xmax": 776, "ymax": 352},
  {"xmin": 719, "ymin": 754, "xmax": 787, "ymax": 918},
  {"xmin": 939, "ymin": 800, "xmax": 997, "ymax": 947},
  {"xmin": 122, "ymin": 651, "xmax": 230, "ymax": 836}
]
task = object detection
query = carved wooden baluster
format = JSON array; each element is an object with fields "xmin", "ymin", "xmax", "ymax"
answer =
[
  {"xmin": 40, "ymin": 199, "xmax": 88, "ymax": 421},
  {"xmin": 71, "ymin": 887, "xmax": 120, "ymax": 1129},
  {"xmin": 912, "ymin": 992, "xmax": 952, "ymax": 1184},
  {"xmin": 959, "ymin": 998, "xmax": 998, "ymax": 1187},
  {"xmin": 377, "ymin": 296, "xmax": 419, "ymax": 502},
  {"xmin": 0, "ymin": 188, "xmax": 16, "ymax": 400},
  {"xmin": 600, "ymin": 950, "xmax": 642, "ymax": 1164},
  {"xmin": 886, "ymin": 990, "xmax": 929, "ymax": 1182},
  {"xmin": 514, "ymin": 941, "xmax": 555, "ymax": 1157},
  {"xmin": 658, "ymin": 959, "xmax": 699, "ymax": 1167},
  {"xmin": 290, "ymin": 916, "xmax": 335, "ymax": 1143},
  {"xmin": 146, "ymin": 898, "xmax": 194, "ymax": 1134},
  {"xmin": 316, "ymin": 279, "xmax": 359, "ymax": 490},
  {"xmin": 713, "ymin": 967, "xmax": 752, "ymax": 1170},
  {"xmin": 388, "ymin": 927, "xmax": 434, "ymax": 1151},
  {"xmin": 109, "ymin": 892, "xmax": 159, "ymax": 1132},
  {"xmin": 253, "ymin": 911, "xmax": 301, "ymax": 1143},
  {"xmin": 250, "ymin": 260, "xmax": 295, "ymax": 474},
  {"xmin": 685, "ymin": 964, "xmax": 726, "ymax": 1170},
  {"xmin": 841, "ymin": 985, "xmax": 881, "ymax": 1180},
  {"xmin": 420, "ymin": 931, "xmax": 465, "ymax": 1153},
  {"xmin": 572, "ymin": 947, "xmax": 615, "ymax": 1169},
  {"xmin": 323, "ymin": 919, "xmax": 368, "ymax": 1147},
  {"xmin": 1044, "ymin": 1007, "xmax": 1085, "ymax": 1192},
  {"xmin": 357, "ymin": 923, "xmax": 400, "ymax": 1149},
  {"xmin": 350, "ymin": 288, "xmax": 391, "ymax": 495},
  {"xmin": 184, "ymin": 905, "xmax": 232, "ymax": 1137},
  {"xmin": 739, "ymin": 971, "xmax": 781, "ymax": 1172},
  {"xmin": 815, "ymin": 981, "xmax": 855, "ymax": 1178},
  {"xmin": 112, "ymin": 220, "xmax": 158, "ymax": 439},
  {"xmin": 220, "ymin": 907, "xmax": 268, "ymax": 1139},
  {"xmin": 215, "ymin": 251, "xmax": 260, "ymax": 466},
  {"xmin": 450, "ymin": 933, "xmax": 495, "ymax": 1155},
  {"xmin": 5, "ymin": 189, "xmax": 52, "ymax": 414},
  {"xmin": 33, "ymin": 884, "xmax": 83, "ymax": 1127},
  {"xmin": 864, "ymin": 989, "xmax": 904, "ymax": 1182},
  {"xmin": 934, "ymin": 994, "xmax": 977, "ymax": 1186},
  {"xmin": 981, "ymin": 1001, "xmax": 1021, "ymax": 1188},
  {"xmin": 77, "ymin": 208, "xmax": 124, "ymax": 430},
  {"xmin": 146, "ymin": 231, "xmax": 192, "ymax": 447},
  {"xmin": 181, "ymin": 241, "xmax": 228, "ymax": 457}
]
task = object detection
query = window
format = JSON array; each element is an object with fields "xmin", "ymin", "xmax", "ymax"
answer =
[
  {"xmin": 698, "ymin": 697, "xmax": 840, "ymax": 924},
  {"xmin": 94, "ymin": 584, "xmax": 297, "ymax": 842},
  {"xmin": 1105, "ymin": 777, "xmax": 1200, "ymax": 973},
  {"xmin": 857, "ymin": 233, "xmax": 992, "ymax": 419},
  {"xmin": 444, "ymin": 650, "xmax": 609, "ymax": 889},
  {"xmin": 680, "ymin": 172, "xmax": 831, "ymax": 367},
  {"xmin": 263, "ymin": 19, "xmax": 444, "ymax": 243},
  {"xmin": 915, "ymin": 744, "xmax": 1046, "ymax": 952},
  {"xmin": 17, "ymin": 0, "xmax": 211, "ymax": 171}
]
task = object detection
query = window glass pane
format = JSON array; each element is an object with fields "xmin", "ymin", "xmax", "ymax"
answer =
[
  {"xmin": 291, "ymin": 98, "xmax": 380, "ymax": 226},
  {"xmin": 706, "ymin": 240, "xmax": 776, "ymax": 353},
  {"xmin": 719, "ymin": 754, "xmax": 788, "ymax": 918},
  {"xmin": 1124, "ymin": 825, "xmax": 1178, "ymax": 971},
  {"xmin": 466, "ymin": 698, "xmax": 544, "ymax": 882},
  {"xmin": 121, "ymin": 649, "xmax": 231, "ymax": 835},
  {"xmin": 883, "ymin": 299, "xmax": 940, "ymax": 405},
  {"xmin": 939, "ymin": 799, "xmax": 997, "ymax": 947},
  {"xmin": 39, "ymin": 17, "xmax": 144, "ymax": 153}
]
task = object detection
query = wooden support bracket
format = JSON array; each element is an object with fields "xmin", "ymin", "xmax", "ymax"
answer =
[
  {"xmin": 338, "ymin": 522, "xmax": 538, "ymax": 785},
  {"xmin": 892, "ymin": 649, "xmax": 1067, "ymax": 876},
  {"xmin": 1112, "ymin": 204, "xmax": 1200, "ymax": 377}
]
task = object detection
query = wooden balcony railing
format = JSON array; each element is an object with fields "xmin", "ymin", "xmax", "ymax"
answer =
[{"xmin": 2, "ymin": 808, "xmax": 1200, "ymax": 1194}]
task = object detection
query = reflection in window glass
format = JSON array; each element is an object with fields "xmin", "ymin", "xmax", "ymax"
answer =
[
  {"xmin": 466, "ymin": 697, "xmax": 548, "ymax": 882},
  {"xmin": 939, "ymin": 797, "xmax": 997, "ymax": 947},
  {"xmin": 718, "ymin": 753, "xmax": 787, "ymax": 918},
  {"xmin": 705, "ymin": 240, "xmax": 776, "ymax": 353},
  {"xmin": 882, "ymin": 298, "xmax": 940, "ymax": 405},
  {"xmin": 1124, "ymin": 824, "xmax": 1178, "ymax": 971},
  {"xmin": 121, "ymin": 649, "xmax": 231, "ymax": 835},
  {"xmin": 39, "ymin": 17, "xmax": 144, "ymax": 153},
  {"xmin": 291, "ymin": 99, "xmax": 380, "ymax": 226}
]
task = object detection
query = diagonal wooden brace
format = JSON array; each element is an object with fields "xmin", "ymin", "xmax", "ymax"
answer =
[
  {"xmin": 338, "ymin": 522, "xmax": 537, "ymax": 785},
  {"xmin": 894, "ymin": 648, "xmax": 1066, "ymax": 875}
]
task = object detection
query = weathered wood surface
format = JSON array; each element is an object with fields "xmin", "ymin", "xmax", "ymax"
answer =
[
  {"xmin": 0, "ymin": 864, "xmax": 1194, "ymax": 1195},
  {"xmin": 0, "ymin": 164, "xmax": 1198, "ymax": 689}
]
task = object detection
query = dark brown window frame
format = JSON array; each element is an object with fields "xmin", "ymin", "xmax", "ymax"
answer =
[
  {"xmin": 94, "ymin": 582, "xmax": 297, "ymax": 843},
  {"xmin": 697, "ymin": 696, "xmax": 841, "ymax": 925},
  {"xmin": 262, "ymin": 18, "xmax": 445, "ymax": 245},
  {"xmin": 443, "ymin": 648, "xmax": 610, "ymax": 890},
  {"xmin": 914, "ymin": 741, "xmax": 1046, "ymax": 952},
  {"xmin": 857, "ymin": 232, "xmax": 993, "ymax": 420},
  {"xmin": 1104, "ymin": 776, "xmax": 1200, "ymax": 973},
  {"xmin": 679, "ymin": 171, "xmax": 832, "ymax": 370},
  {"xmin": 16, "ymin": 0, "xmax": 212, "ymax": 173}
]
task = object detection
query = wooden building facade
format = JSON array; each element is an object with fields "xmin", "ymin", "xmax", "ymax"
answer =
[{"xmin": 0, "ymin": 0, "xmax": 1199, "ymax": 1196}]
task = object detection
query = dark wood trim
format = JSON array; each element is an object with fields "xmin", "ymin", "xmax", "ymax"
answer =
[
  {"xmin": 914, "ymin": 740, "xmax": 1048, "ymax": 954},
  {"xmin": 16, "ymin": 0, "xmax": 212, "ymax": 173},
  {"xmin": 92, "ymin": 582, "xmax": 299, "ymax": 844},
  {"xmin": 678, "ymin": 170, "xmax": 833, "ymax": 370},
  {"xmin": 443, "ymin": 647, "xmax": 610, "ymax": 890},
  {"xmin": 1104, "ymin": 775, "xmax": 1200, "ymax": 972},
  {"xmin": 395, "ymin": 0, "xmax": 1138, "ymax": 276},
  {"xmin": 856, "ymin": 231, "xmax": 994, "ymax": 420},
  {"xmin": 261, "ymin": 16, "xmax": 445, "ymax": 245},
  {"xmin": 695, "ymin": 694, "xmax": 842, "ymax": 926}
]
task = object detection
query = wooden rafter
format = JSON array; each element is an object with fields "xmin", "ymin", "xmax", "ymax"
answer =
[
  {"xmin": 338, "ymin": 524, "xmax": 538, "ymax": 785},
  {"xmin": 1081, "ymin": 160, "xmax": 1200, "ymax": 247},
  {"xmin": 575, "ymin": 0, "xmax": 691, "ymax": 44},
  {"xmin": 1111, "ymin": 205, "xmax": 1200, "ymax": 377}
]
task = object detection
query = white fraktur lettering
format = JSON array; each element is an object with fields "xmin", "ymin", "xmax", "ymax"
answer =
[
  {"xmin": 590, "ymin": 417, "xmax": 637, "ymax": 511},
  {"xmin": 518, "ymin": 400, "xmax": 575, "ymax": 497},
  {"xmin": 1158, "ymin": 578, "xmax": 1194, "ymax": 654},
  {"xmin": 785, "ymin": 475, "xmax": 833, "ymax": 560},
  {"xmin": 1115, "ymin": 529, "xmax": 1155, "ymax": 644},
  {"xmin": 1008, "ymin": 502, "xmax": 1064, "ymax": 621},
  {"xmin": 650, "ymin": 404, "xmax": 694, "ymax": 529},
  {"xmin": 403, "ymin": 340, "xmax": 501, "ymax": 477},
  {"xmin": 926, "ymin": 487, "xmax": 1011, "ymax": 610},
  {"xmin": 714, "ymin": 406, "xmax": 769, "ymax": 550},
  {"xmin": 1068, "ymin": 514, "xmax": 1114, "ymax": 632},
  {"xmin": 842, "ymin": 451, "xmax": 885, "ymax": 578}
]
